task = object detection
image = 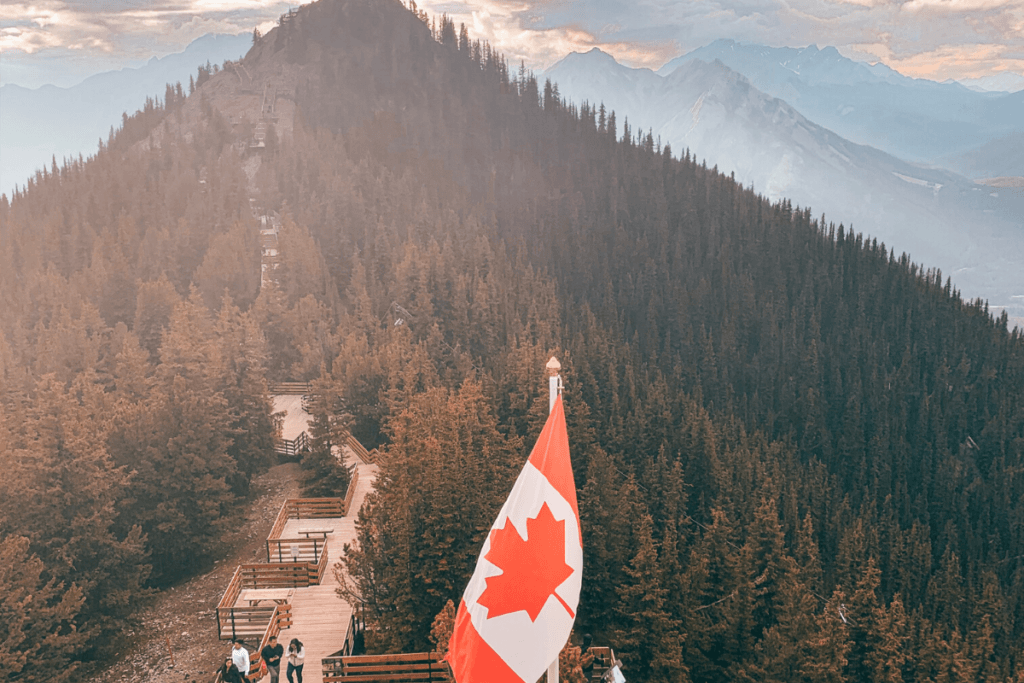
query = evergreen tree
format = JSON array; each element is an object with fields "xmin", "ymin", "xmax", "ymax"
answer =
[
  {"xmin": 301, "ymin": 373, "xmax": 352, "ymax": 497},
  {"xmin": 612, "ymin": 515, "xmax": 688, "ymax": 683},
  {"xmin": 0, "ymin": 536, "xmax": 86, "ymax": 683}
]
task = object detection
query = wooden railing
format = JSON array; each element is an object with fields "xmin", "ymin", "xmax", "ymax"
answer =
[
  {"xmin": 321, "ymin": 610, "xmax": 365, "ymax": 676},
  {"xmin": 344, "ymin": 611, "xmax": 365, "ymax": 657},
  {"xmin": 217, "ymin": 553, "xmax": 323, "ymax": 641},
  {"xmin": 265, "ymin": 497, "xmax": 344, "ymax": 569},
  {"xmin": 269, "ymin": 381, "xmax": 311, "ymax": 394},
  {"xmin": 216, "ymin": 566, "xmax": 245, "ymax": 633},
  {"xmin": 346, "ymin": 433, "xmax": 379, "ymax": 464},
  {"xmin": 275, "ymin": 431, "xmax": 309, "ymax": 457},
  {"xmin": 250, "ymin": 605, "xmax": 292, "ymax": 669},
  {"xmin": 342, "ymin": 467, "xmax": 360, "ymax": 515},
  {"xmin": 268, "ymin": 498, "xmax": 347, "ymax": 542},
  {"xmin": 266, "ymin": 536, "xmax": 327, "ymax": 564},
  {"xmin": 216, "ymin": 582, "xmax": 294, "ymax": 641},
  {"xmin": 322, "ymin": 651, "xmax": 449, "ymax": 682},
  {"xmin": 589, "ymin": 646, "xmax": 617, "ymax": 681},
  {"xmin": 218, "ymin": 604, "xmax": 277, "ymax": 641},
  {"xmin": 212, "ymin": 605, "xmax": 292, "ymax": 681},
  {"xmin": 286, "ymin": 498, "xmax": 347, "ymax": 518},
  {"xmin": 240, "ymin": 554, "xmax": 326, "ymax": 588},
  {"xmin": 267, "ymin": 503, "xmax": 290, "ymax": 543},
  {"xmin": 313, "ymin": 541, "xmax": 330, "ymax": 583}
]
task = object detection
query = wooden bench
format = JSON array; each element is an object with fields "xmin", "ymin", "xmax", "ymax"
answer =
[
  {"xmin": 297, "ymin": 527, "xmax": 333, "ymax": 538},
  {"xmin": 322, "ymin": 652, "xmax": 449, "ymax": 682},
  {"xmin": 238, "ymin": 588, "xmax": 294, "ymax": 606}
]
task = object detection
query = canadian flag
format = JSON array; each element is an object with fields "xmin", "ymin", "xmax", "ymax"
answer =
[{"xmin": 448, "ymin": 394, "xmax": 582, "ymax": 683}]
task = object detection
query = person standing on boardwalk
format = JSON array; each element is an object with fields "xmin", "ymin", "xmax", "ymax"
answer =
[
  {"xmin": 261, "ymin": 635, "xmax": 285, "ymax": 683},
  {"xmin": 220, "ymin": 658, "xmax": 245, "ymax": 683},
  {"xmin": 232, "ymin": 639, "xmax": 250, "ymax": 679},
  {"xmin": 286, "ymin": 639, "xmax": 305, "ymax": 683}
]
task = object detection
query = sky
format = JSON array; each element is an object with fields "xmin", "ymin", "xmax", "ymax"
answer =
[{"xmin": 2, "ymin": 0, "xmax": 1023, "ymax": 88}]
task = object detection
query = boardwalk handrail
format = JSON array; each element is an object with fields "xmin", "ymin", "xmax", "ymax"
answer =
[
  {"xmin": 218, "ymin": 605, "xmax": 277, "ymax": 641},
  {"xmin": 313, "ymin": 541, "xmax": 330, "ymax": 583},
  {"xmin": 321, "ymin": 651, "xmax": 449, "ymax": 682},
  {"xmin": 218, "ymin": 556, "xmax": 324, "ymax": 640},
  {"xmin": 269, "ymin": 381, "xmax": 311, "ymax": 394},
  {"xmin": 217, "ymin": 565, "xmax": 244, "ymax": 618},
  {"xmin": 240, "ymin": 558, "xmax": 325, "ymax": 588},
  {"xmin": 345, "ymin": 432, "xmax": 379, "ymax": 464},
  {"xmin": 266, "ymin": 536, "xmax": 327, "ymax": 564},
  {"xmin": 589, "ymin": 646, "xmax": 618, "ymax": 681},
  {"xmin": 267, "ymin": 497, "xmax": 346, "ymax": 547},
  {"xmin": 275, "ymin": 431, "xmax": 309, "ymax": 457},
  {"xmin": 342, "ymin": 467, "xmax": 360, "ymax": 516},
  {"xmin": 212, "ymin": 604, "xmax": 292, "ymax": 682},
  {"xmin": 266, "ymin": 497, "xmax": 345, "ymax": 566},
  {"xmin": 339, "ymin": 611, "xmax": 365, "ymax": 657},
  {"xmin": 250, "ymin": 605, "xmax": 292, "ymax": 670}
]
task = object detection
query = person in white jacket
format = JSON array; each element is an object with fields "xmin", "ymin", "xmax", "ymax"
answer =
[
  {"xmin": 231, "ymin": 639, "xmax": 250, "ymax": 677},
  {"xmin": 286, "ymin": 638, "xmax": 305, "ymax": 683}
]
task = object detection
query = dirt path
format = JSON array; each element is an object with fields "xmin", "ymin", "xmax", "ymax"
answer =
[{"xmin": 93, "ymin": 462, "xmax": 303, "ymax": 683}]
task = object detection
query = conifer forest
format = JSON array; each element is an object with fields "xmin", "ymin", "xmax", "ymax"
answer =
[{"xmin": 2, "ymin": 0, "xmax": 1024, "ymax": 681}]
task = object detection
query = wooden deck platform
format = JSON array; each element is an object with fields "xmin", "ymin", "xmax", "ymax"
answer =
[
  {"xmin": 274, "ymin": 394, "xmax": 311, "ymax": 442},
  {"xmin": 211, "ymin": 394, "xmax": 381, "ymax": 682},
  {"xmin": 269, "ymin": 426, "xmax": 379, "ymax": 682}
]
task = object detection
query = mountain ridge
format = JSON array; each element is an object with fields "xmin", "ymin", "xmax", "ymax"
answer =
[
  {"xmin": 651, "ymin": 38, "xmax": 1023, "ymax": 178},
  {"xmin": 0, "ymin": 32, "xmax": 252, "ymax": 197}
]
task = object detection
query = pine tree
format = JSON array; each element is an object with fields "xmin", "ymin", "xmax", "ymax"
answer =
[
  {"xmin": 0, "ymin": 536, "xmax": 86, "ymax": 683},
  {"xmin": 612, "ymin": 514, "xmax": 688, "ymax": 683},
  {"xmin": 301, "ymin": 372, "xmax": 352, "ymax": 497},
  {"xmin": 342, "ymin": 381, "xmax": 520, "ymax": 652},
  {"xmin": 0, "ymin": 372, "xmax": 150, "ymax": 654}
]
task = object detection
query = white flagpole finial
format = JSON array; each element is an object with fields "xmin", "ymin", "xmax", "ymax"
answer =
[{"xmin": 547, "ymin": 357, "xmax": 562, "ymax": 415}]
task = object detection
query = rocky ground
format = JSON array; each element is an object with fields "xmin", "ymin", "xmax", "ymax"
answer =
[{"xmin": 93, "ymin": 462, "xmax": 303, "ymax": 683}]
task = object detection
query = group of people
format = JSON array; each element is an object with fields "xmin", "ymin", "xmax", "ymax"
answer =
[{"xmin": 220, "ymin": 636, "xmax": 305, "ymax": 683}]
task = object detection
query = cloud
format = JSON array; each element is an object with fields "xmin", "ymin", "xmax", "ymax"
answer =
[
  {"xmin": 855, "ymin": 41, "xmax": 1024, "ymax": 78},
  {"xmin": 414, "ymin": 0, "xmax": 678, "ymax": 69},
  {"xmin": 1, "ymin": 0, "xmax": 288, "ymax": 60},
  {"xmin": 902, "ymin": 0, "xmax": 1013, "ymax": 11},
  {"xmin": 0, "ymin": 25, "xmax": 68, "ymax": 54},
  {"xmin": 2, "ymin": 0, "xmax": 1023, "ymax": 86}
]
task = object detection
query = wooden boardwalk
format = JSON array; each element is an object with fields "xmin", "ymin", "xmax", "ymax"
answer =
[
  {"xmin": 274, "ymin": 394, "xmax": 311, "ymax": 442},
  {"xmin": 268, "ymin": 395, "xmax": 379, "ymax": 683}
]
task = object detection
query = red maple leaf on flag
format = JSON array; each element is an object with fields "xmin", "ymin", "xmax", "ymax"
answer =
[{"xmin": 477, "ymin": 502, "xmax": 575, "ymax": 622}]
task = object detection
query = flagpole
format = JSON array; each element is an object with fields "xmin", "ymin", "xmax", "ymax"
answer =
[{"xmin": 546, "ymin": 356, "xmax": 562, "ymax": 683}]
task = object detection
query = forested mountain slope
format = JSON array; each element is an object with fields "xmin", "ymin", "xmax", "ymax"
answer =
[
  {"xmin": 2, "ymin": 0, "xmax": 1024, "ymax": 681},
  {"xmin": 542, "ymin": 49, "xmax": 1024, "ymax": 325}
]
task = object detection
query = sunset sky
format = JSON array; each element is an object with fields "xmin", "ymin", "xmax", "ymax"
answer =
[{"xmin": 2, "ymin": 0, "xmax": 1023, "ymax": 87}]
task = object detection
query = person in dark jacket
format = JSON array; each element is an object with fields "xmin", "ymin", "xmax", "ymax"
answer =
[
  {"xmin": 220, "ymin": 658, "xmax": 245, "ymax": 683},
  {"xmin": 261, "ymin": 635, "xmax": 285, "ymax": 683}
]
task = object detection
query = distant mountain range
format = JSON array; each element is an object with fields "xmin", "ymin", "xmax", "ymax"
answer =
[
  {"xmin": 544, "ymin": 47, "xmax": 1024, "ymax": 324},
  {"xmin": 956, "ymin": 73, "xmax": 1024, "ymax": 94},
  {"xmin": 0, "ymin": 33, "xmax": 252, "ymax": 197},
  {"xmin": 655, "ymin": 40, "xmax": 1024, "ymax": 180}
]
